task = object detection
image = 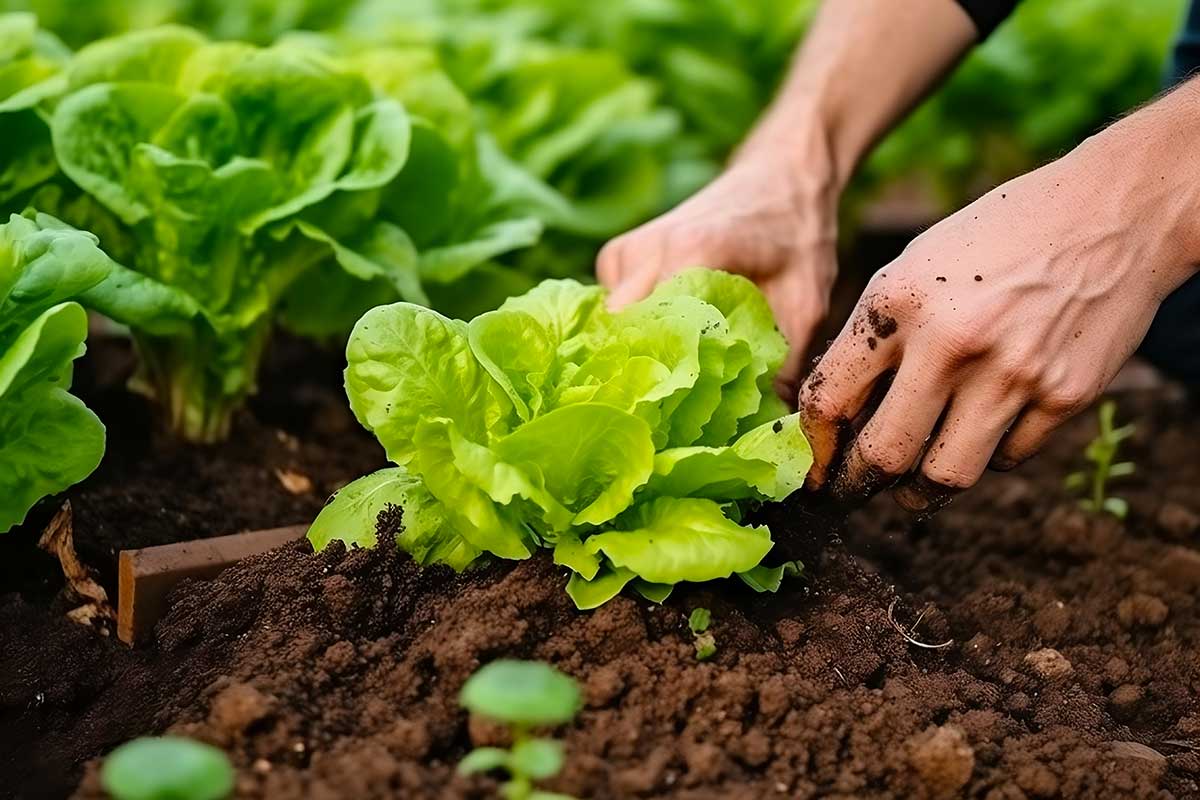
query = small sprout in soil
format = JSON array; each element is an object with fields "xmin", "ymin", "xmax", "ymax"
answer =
[
  {"xmin": 1065, "ymin": 400, "xmax": 1135, "ymax": 519},
  {"xmin": 100, "ymin": 736, "xmax": 234, "ymax": 800},
  {"xmin": 458, "ymin": 660, "xmax": 581, "ymax": 800},
  {"xmin": 689, "ymin": 608, "xmax": 717, "ymax": 661}
]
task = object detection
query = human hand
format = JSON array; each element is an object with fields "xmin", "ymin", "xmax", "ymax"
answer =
[
  {"xmin": 798, "ymin": 140, "xmax": 1196, "ymax": 513},
  {"xmin": 597, "ymin": 154, "xmax": 839, "ymax": 398}
]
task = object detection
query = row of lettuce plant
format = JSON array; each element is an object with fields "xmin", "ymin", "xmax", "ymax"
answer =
[
  {"xmin": 0, "ymin": 14, "xmax": 696, "ymax": 445},
  {"xmin": 0, "ymin": 15, "xmax": 540, "ymax": 530},
  {"xmin": 0, "ymin": 12, "xmax": 788, "ymax": 542}
]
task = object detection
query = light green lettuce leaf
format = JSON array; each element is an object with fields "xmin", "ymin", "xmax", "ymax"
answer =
[
  {"xmin": 737, "ymin": 560, "xmax": 803, "ymax": 593},
  {"xmin": 649, "ymin": 268, "xmax": 787, "ymax": 398},
  {"xmin": 552, "ymin": 534, "xmax": 600, "ymax": 581},
  {"xmin": 701, "ymin": 356, "xmax": 764, "ymax": 446},
  {"xmin": 662, "ymin": 318, "xmax": 753, "ymax": 447},
  {"xmin": 648, "ymin": 412, "xmax": 812, "ymax": 501},
  {"xmin": 732, "ymin": 413, "xmax": 813, "ymax": 499},
  {"xmin": 551, "ymin": 347, "xmax": 671, "ymax": 415},
  {"xmin": 308, "ymin": 467, "xmax": 414, "ymax": 552},
  {"xmin": 631, "ymin": 579, "xmax": 674, "ymax": 603},
  {"xmin": 346, "ymin": 303, "xmax": 512, "ymax": 464},
  {"xmin": 468, "ymin": 308, "xmax": 556, "ymax": 420},
  {"xmin": 412, "ymin": 416, "xmax": 532, "ymax": 560},
  {"xmin": 585, "ymin": 497, "xmax": 773, "ymax": 585},
  {"xmin": 492, "ymin": 403, "xmax": 654, "ymax": 528},
  {"xmin": 565, "ymin": 563, "xmax": 636, "ymax": 610},
  {"xmin": 416, "ymin": 414, "xmax": 570, "ymax": 532},
  {"xmin": 495, "ymin": 278, "xmax": 605, "ymax": 348},
  {"xmin": 308, "ymin": 466, "xmax": 479, "ymax": 570},
  {"xmin": 646, "ymin": 446, "xmax": 777, "ymax": 501}
]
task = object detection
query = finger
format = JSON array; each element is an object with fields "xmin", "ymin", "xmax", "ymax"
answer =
[
  {"xmin": 989, "ymin": 403, "xmax": 1073, "ymax": 470},
  {"xmin": 893, "ymin": 389, "xmax": 1024, "ymax": 514},
  {"xmin": 596, "ymin": 239, "xmax": 625, "ymax": 288},
  {"xmin": 769, "ymin": 271, "xmax": 829, "ymax": 404},
  {"xmin": 606, "ymin": 265, "xmax": 662, "ymax": 310},
  {"xmin": 798, "ymin": 302, "xmax": 904, "ymax": 488},
  {"xmin": 829, "ymin": 356, "xmax": 951, "ymax": 503}
]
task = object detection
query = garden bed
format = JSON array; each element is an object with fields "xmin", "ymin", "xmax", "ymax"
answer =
[
  {"xmin": 3, "ymin": 245, "xmax": 1199, "ymax": 799},
  {"xmin": 3, "ymin": 370, "xmax": 1198, "ymax": 799}
]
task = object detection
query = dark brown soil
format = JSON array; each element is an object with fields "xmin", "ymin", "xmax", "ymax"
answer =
[
  {"xmin": 0, "ymin": 334, "xmax": 384, "ymax": 799},
  {"xmin": 3, "ymin": 236, "xmax": 1199, "ymax": 798},
  {"xmin": 4, "ymin": 384, "xmax": 1197, "ymax": 798},
  {"xmin": 0, "ymin": 334, "xmax": 385, "ymax": 601}
]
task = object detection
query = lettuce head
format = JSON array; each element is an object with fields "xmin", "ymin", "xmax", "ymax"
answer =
[{"xmin": 309, "ymin": 268, "xmax": 811, "ymax": 608}]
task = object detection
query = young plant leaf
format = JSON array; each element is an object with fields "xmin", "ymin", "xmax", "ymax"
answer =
[
  {"xmin": 457, "ymin": 747, "xmax": 510, "ymax": 776},
  {"xmin": 509, "ymin": 739, "xmax": 565, "ymax": 780},
  {"xmin": 100, "ymin": 737, "xmax": 233, "ymax": 800},
  {"xmin": 459, "ymin": 660, "xmax": 581, "ymax": 727}
]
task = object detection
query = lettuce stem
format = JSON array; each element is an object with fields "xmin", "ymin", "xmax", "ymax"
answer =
[{"xmin": 132, "ymin": 323, "xmax": 269, "ymax": 444}]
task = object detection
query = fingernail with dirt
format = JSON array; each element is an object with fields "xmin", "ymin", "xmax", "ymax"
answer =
[{"xmin": 893, "ymin": 478, "xmax": 959, "ymax": 519}]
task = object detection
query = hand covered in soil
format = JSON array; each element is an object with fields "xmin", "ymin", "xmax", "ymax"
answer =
[
  {"xmin": 799, "ymin": 114, "xmax": 1200, "ymax": 513},
  {"xmin": 597, "ymin": 154, "xmax": 839, "ymax": 398}
]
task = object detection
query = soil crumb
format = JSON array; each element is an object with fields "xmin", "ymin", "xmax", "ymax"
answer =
[{"xmin": 867, "ymin": 307, "xmax": 899, "ymax": 339}]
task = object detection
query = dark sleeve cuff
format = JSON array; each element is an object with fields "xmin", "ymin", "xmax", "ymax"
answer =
[{"xmin": 954, "ymin": 0, "xmax": 1022, "ymax": 38}]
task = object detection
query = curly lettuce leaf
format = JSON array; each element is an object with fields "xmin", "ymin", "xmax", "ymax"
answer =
[
  {"xmin": 584, "ymin": 497, "xmax": 773, "ymax": 585},
  {"xmin": 308, "ymin": 466, "xmax": 479, "ymax": 570},
  {"xmin": 346, "ymin": 303, "xmax": 511, "ymax": 464}
]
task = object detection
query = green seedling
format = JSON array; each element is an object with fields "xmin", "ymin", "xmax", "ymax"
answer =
[
  {"xmin": 689, "ymin": 608, "xmax": 716, "ymax": 661},
  {"xmin": 1065, "ymin": 400, "xmax": 1136, "ymax": 519},
  {"xmin": 100, "ymin": 736, "xmax": 233, "ymax": 800},
  {"xmin": 458, "ymin": 660, "xmax": 581, "ymax": 800}
]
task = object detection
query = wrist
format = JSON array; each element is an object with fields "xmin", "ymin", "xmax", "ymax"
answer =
[
  {"xmin": 733, "ymin": 96, "xmax": 857, "ymax": 199},
  {"xmin": 1068, "ymin": 80, "xmax": 1200, "ymax": 294},
  {"xmin": 730, "ymin": 115, "xmax": 845, "ymax": 229}
]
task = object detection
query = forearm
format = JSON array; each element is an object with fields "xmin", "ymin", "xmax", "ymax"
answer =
[
  {"xmin": 736, "ymin": 0, "xmax": 979, "ymax": 194},
  {"xmin": 1061, "ymin": 77, "xmax": 1200, "ymax": 292}
]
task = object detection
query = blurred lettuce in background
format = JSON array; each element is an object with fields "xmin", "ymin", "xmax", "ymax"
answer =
[
  {"xmin": 0, "ymin": 0, "xmax": 1185, "ymax": 449},
  {"xmin": 0, "ymin": 0, "xmax": 1188, "ymax": 235},
  {"xmin": 859, "ymin": 0, "xmax": 1187, "ymax": 214}
]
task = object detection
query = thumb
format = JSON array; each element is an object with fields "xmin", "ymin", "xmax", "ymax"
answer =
[
  {"xmin": 774, "ymin": 315, "xmax": 820, "ymax": 408},
  {"xmin": 606, "ymin": 268, "xmax": 660, "ymax": 311},
  {"xmin": 765, "ymin": 273, "xmax": 827, "ymax": 405}
]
